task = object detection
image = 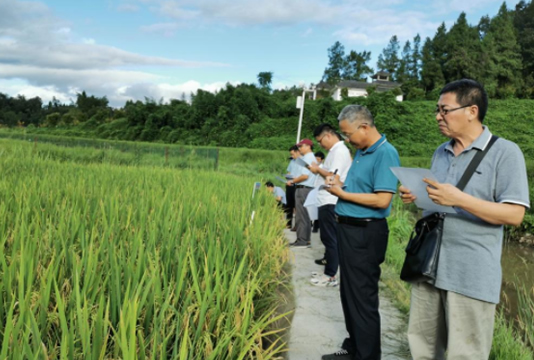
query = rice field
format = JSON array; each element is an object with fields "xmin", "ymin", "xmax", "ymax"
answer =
[{"xmin": 0, "ymin": 139, "xmax": 290, "ymax": 359}]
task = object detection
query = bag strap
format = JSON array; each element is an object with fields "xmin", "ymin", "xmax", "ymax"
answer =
[{"xmin": 456, "ymin": 135, "xmax": 499, "ymax": 191}]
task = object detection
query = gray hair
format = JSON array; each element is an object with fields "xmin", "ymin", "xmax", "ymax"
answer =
[{"xmin": 337, "ymin": 104, "xmax": 375, "ymax": 127}]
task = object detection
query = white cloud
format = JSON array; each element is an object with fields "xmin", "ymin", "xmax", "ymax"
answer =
[
  {"xmin": 112, "ymin": 80, "xmax": 233, "ymax": 105},
  {"xmin": 56, "ymin": 27, "xmax": 71, "ymax": 35},
  {"xmin": 143, "ymin": 0, "xmax": 514, "ymax": 45},
  {"xmin": 154, "ymin": 1, "xmax": 200, "ymax": 20},
  {"xmin": 333, "ymin": 8, "xmax": 440, "ymax": 46},
  {"xmin": 0, "ymin": 0, "xmax": 230, "ymax": 107},
  {"xmin": 0, "ymin": 79, "xmax": 74, "ymax": 104},
  {"xmin": 0, "ymin": 40, "xmax": 227, "ymax": 70},
  {"xmin": 153, "ymin": 0, "xmax": 339, "ymax": 25},
  {"xmin": 117, "ymin": 3, "xmax": 140, "ymax": 12},
  {"xmin": 302, "ymin": 28, "xmax": 313, "ymax": 37},
  {"xmin": 140, "ymin": 22, "xmax": 183, "ymax": 37}
]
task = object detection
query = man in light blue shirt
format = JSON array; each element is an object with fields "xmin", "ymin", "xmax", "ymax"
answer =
[
  {"xmin": 285, "ymin": 145, "xmax": 300, "ymax": 229},
  {"xmin": 287, "ymin": 138, "xmax": 318, "ymax": 247},
  {"xmin": 265, "ymin": 181, "xmax": 287, "ymax": 205}
]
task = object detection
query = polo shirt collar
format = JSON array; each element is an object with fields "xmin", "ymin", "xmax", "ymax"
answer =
[
  {"xmin": 361, "ymin": 134, "xmax": 388, "ymax": 155},
  {"xmin": 445, "ymin": 126, "xmax": 492, "ymax": 154}
]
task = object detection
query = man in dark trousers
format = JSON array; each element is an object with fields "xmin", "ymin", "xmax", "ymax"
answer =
[
  {"xmin": 323, "ymin": 105, "xmax": 400, "ymax": 360},
  {"xmin": 308, "ymin": 124, "xmax": 351, "ymax": 287},
  {"xmin": 285, "ymin": 145, "xmax": 299, "ymax": 229}
]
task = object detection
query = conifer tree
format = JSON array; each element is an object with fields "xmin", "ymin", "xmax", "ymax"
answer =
[
  {"xmin": 514, "ymin": 0, "xmax": 534, "ymax": 96},
  {"xmin": 411, "ymin": 34, "xmax": 422, "ymax": 80},
  {"xmin": 421, "ymin": 37, "xmax": 445, "ymax": 95},
  {"xmin": 483, "ymin": 3, "xmax": 523, "ymax": 98},
  {"xmin": 322, "ymin": 41, "xmax": 346, "ymax": 84},
  {"xmin": 443, "ymin": 13, "xmax": 484, "ymax": 82},
  {"xmin": 377, "ymin": 35, "xmax": 400, "ymax": 80},
  {"xmin": 396, "ymin": 41, "xmax": 412, "ymax": 84},
  {"xmin": 343, "ymin": 50, "xmax": 374, "ymax": 81}
]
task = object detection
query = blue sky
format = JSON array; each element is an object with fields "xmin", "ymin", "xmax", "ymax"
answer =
[{"xmin": 0, "ymin": 0, "xmax": 522, "ymax": 107}]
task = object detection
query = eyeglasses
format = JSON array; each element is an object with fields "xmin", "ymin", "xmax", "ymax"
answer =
[
  {"xmin": 435, "ymin": 104, "xmax": 472, "ymax": 116},
  {"xmin": 340, "ymin": 123, "xmax": 368, "ymax": 141}
]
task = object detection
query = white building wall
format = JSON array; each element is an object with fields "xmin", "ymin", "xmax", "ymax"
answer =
[
  {"xmin": 348, "ymin": 89, "xmax": 368, "ymax": 98},
  {"xmin": 329, "ymin": 87, "xmax": 403, "ymax": 102}
]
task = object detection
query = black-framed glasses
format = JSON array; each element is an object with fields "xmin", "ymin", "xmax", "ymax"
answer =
[
  {"xmin": 340, "ymin": 123, "xmax": 368, "ymax": 141},
  {"xmin": 435, "ymin": 104, "xmax": 472, "ymax": 116}
]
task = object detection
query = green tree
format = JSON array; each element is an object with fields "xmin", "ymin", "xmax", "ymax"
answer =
[
  {"xmin": 514, "ymin": 0, "xmax": 534, "ymax": 96},
  {"xmin": 76, "ymin": 91, "xmax": 109, "ymax": 120},
  {"xmin": 483, "ymin": 3, "xmax": 523, "ymax": 98},
  {"xmin": 322, "ymin": 41, "xmax": 346, "ymax": 84},
  {"xmin": 45, "ymin": 113, "xmax": 61, "ymax": 127},
  {"xmin": 377, "ymin": 35, "xmax": 400, "ymax": 79},
  {"xmin": 443, "ymin": 13, "xmax": 484, "ymax": 82},
  {"xmin": 411, "ymin": 34, "xmax": 422, "ymax": 80},
  {"xmin": 257, "ymin": 71, "xmax": 273, "ymax": 90},
  {"xmin": 343, "ymin": 50, "xmax": 374, "ymax": 81},
  {"xmin": 421, "ymin": 37, "xmax": 445, "ymax": 95},
  {"xmin": 396, "ymin": 41, "xmax": 412, "ymax": 84}
]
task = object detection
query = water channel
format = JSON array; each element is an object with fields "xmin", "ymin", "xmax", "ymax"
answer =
[{"xmin": 500, "ymin": 239, "xmax": 534, "ymax": 318}]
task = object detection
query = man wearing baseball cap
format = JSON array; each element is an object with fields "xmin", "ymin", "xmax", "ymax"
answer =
[{"xmin": 287, "ymin": 138, "xmax": 317, "ymax": 248}]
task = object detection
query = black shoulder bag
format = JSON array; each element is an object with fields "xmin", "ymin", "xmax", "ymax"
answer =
[{"xmin": 400, "ymin": 135, "xmax": 499, "ymax": 283}]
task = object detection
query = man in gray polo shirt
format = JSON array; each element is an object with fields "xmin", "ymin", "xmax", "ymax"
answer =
[
  {"xmin": 287, "ymin": 138, "xmax": 318, "ymax": 248},
  {"xmin": 400, "ymin": 79, "xmax": 530, "ymax": 359}
]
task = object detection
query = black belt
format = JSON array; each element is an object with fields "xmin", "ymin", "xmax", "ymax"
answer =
[
  {"xmin": 336, "ymin": 216, "xmax": 384, "ymax": 227},
  {"xmin": 295, "ymin": 185, "xmax": 312, "ymax": 189}
]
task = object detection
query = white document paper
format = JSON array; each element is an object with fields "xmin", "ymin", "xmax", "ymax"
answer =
[
  {"xmin": 284, "ymin": 174, "xmax": 294, "ymax": 179},
  {"xmin": 304, "ymin": 187, "xmax": 319, "ymax": 207},
  {"xmin": 307, "ymin": 205, "xmax": 318, "ymax": 221},
  {"xmin": 390, "ymin": 167, "xmax": 456, "ymax": 213},
  {"xmin": 303, "ymin": 187, "xmax": 319, "ymax": 221}
]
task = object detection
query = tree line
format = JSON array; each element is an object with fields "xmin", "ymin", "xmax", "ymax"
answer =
[{"xmin": 321, "ymin": 1, "xmax": 534, "ymax": 99}]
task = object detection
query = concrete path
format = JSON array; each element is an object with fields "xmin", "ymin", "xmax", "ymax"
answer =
[{"xmin": 285, "ymin": 228, "xmax": 410, "ymax": 360}]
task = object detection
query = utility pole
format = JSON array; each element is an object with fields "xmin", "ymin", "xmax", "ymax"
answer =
[{"xmin": 295, "ymin": 87, "xmax": 316, "ymax": 143}]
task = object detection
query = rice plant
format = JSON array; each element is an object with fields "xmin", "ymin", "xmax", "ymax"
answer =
[{"xmin": 0, "ymin": 140, "xmax": 290, "ymax": 359}]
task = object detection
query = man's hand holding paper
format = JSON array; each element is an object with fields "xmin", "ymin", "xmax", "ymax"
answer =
[
  {"xmin": 423, "ymin": 178, "xmax": 466, "ymax": 207},
  {"xmin": 390, "ymin": 167, "xmax": 456, "ymax": 213}
]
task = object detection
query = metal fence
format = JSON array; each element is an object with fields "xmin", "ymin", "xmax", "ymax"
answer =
[{"xmin": 0, "ymin": 131, "xmax": 220, "ymax": 170}]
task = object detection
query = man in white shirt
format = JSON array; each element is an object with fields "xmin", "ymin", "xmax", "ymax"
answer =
[{"xmin": 308, "ymin": 124, "xmax": 352, "ymax": 286}]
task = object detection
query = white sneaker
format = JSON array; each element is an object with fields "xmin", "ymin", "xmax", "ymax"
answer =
[{"xmin": 310, "ymin": 274, "xmax": 338, "ymax": 287}]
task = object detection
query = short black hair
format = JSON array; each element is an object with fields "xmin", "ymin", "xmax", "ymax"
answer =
[
  {"xmin": 440, "ymin": 79, "xmax": 488, "ymax": 122},
  {"xmin": 289, "ymin": 145, "xmax": 299, "ymax": 152},
  {"xmin": 313, "ymin": 123, "xmax": 340, "ymax": 139},
  {"xmin": 314, "ymin": 151, "xmax": 325, "ymax": 160},
  {"xmin": 265, "ymin": 181, "xmax": 274, "ymax": 188}
]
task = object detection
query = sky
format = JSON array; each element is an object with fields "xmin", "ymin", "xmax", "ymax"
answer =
[{"xmin": 0, "ymin": 0, "xmax": 523, "ymax": 107}]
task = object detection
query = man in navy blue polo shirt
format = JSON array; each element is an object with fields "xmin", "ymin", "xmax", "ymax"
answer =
[{"xmin": 323, "ymin": 105, "xmax": 400, "ymax": 360}]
